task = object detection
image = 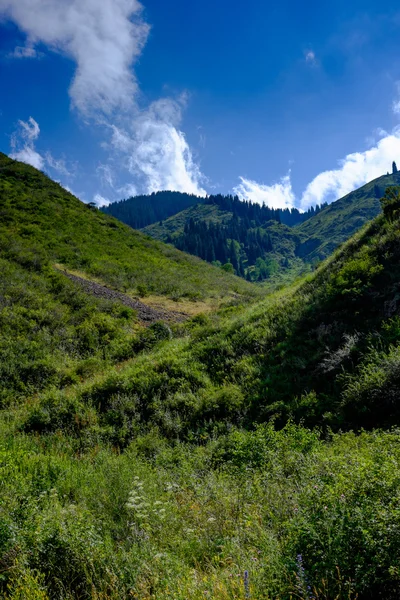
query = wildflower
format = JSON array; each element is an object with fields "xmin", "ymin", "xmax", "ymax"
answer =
[
  {"xmin": 295, "ymin": 554, "xmax": 315, "ymax": 600},
  {"xmin": 244, "ymin": 570, "xmax": 250, "ymax": 599}
]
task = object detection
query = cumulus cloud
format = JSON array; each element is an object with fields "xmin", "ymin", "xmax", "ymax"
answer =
[
  {"xmin": 0, "ymin": 0, "xmax": 149, "ymax": 116},
  {"xmin": 110, "ymin": 98, "xmax": 207, "ymax": 195},
  {"xmin": 0, "ymin": 0, "xmax": 206, "ymax": 197},
  {"xmin": 300, "ymin": 130, "xmax": 400, "ymax": 208},
  {"xmin": 10, "ymin": 117, "xmax": 45, "ymax": 170},
  {"xmin": 236, "ymin": 129, "xmax": 400, "ymax": 210},
  {"xmin": 234, "ymin": 174, "xmax": 295, "ymax": 209}
]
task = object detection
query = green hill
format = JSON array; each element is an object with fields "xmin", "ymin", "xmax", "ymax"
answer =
[
  {"xmin": 3, "ymin": 154, "xmax": 400, "ymax": 598},
  {"xmin": 144, "ymin": 199, "xmax": 306, "ymax": 281},
  {"xmin": 0, "ymin": 153, "xmax": 258, "ymax": 404},
  {"xmin": 0, "ymin": 153, "xmax": 256, "ymax": 303}
]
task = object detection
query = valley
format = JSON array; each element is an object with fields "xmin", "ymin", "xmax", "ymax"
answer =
[{"xmin": 1, "ymin": 154, "xmax": 400, "ymax": 598}]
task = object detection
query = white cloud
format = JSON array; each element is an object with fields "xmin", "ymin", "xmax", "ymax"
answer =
[
  {"xmin": 45, "ymin": 152, "xmax": 73, "ymax": 177},
  {"xmin": 10, "ymin": 117, "xmax": 45, "ymax": 170},
  {"xmin": 97, "ymin": 164, "xmax": 115, "ymax": 188},
  {"xmin": 300, "ymin": 130, "xmax": 400, "ymax": 208},
  {"xmin": 0, "ymin": 0, "xmax": 206, "ymax": 197},
  {"xmin": 393, "ymin": 100, "xmax": 400, "ymax": 115},
  {"xmin": 10, "ymin": 44, "xmax": 42, "ymax": 59},
  {"xmin": 110, "ymin": 98, "xmax": 207, "ymax": 195},
  {"xmin": 234, "ymin": 173, "xmax": 296, "ymax": 209},
  {"xmin": 118, "ymin": 183, "xmax": 138, "ymax": 198},
  {"xmin": 10, "ymin": 117, "xmax": 76, "ymax": 179},
  {"xmin": 305, "ymin": 50, "xmax": 317, "ymax": 66},
  {"xmin": 0, "ymin": 0, "xmax": 149, "ymax": 116},
  {"xmin": 236, "ymin": 129, "xmax": 400, "ymax": 210},
  {"xmin": 94, "ymin": 193, "xmax": 111, "ymax": 207}
]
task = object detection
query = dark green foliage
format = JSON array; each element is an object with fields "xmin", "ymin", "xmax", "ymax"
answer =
[
  {"xmin": 380, "ymin": 186, "xmax": 400, "ymax": 222},
  {"xmin": 101, "ymin": 190, "xmax": 202, "ymax": 228},
  {"xmin": 103, "ymin": 189, "xmax": 326, "ymax": 232},
  {"xmin": 142, "ymin": 172, "xmax": 400, "ymax": 282}
]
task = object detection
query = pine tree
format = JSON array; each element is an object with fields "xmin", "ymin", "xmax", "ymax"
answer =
[{"xmin": 393, "ymin": 161, "xmax": 398, "ymax": 174}]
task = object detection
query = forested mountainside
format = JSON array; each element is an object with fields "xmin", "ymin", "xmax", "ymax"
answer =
[
  {"xmin": 103, "ymin": 189, "xmax": 327, "ymax": 230},
  {"xmin": 101, "ymin": 190, "xmax": 202, "ymax": 229},
  {"xmin": 142, "ymin": 171, "xmax": 400, "ymax": 282},
  {"xmin": 3, "ymin": 154, "xmax": 400, "ymax": 599}
]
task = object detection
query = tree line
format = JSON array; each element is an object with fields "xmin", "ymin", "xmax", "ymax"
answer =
[{"xmin": 102, "ymin": 190, "xmax": 328, "ymax": 231}]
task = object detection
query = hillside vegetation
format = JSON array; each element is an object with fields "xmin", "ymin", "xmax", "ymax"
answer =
[
  {"xmin": 0, "ymin": 152, "xmax": 257, "ymax": 304},
  {"xmin": 139, "ymin": 172, "xmax": 400, "ymax": 284},
  {"xmin": 2, "ymin": 156, "xmax": 400, "ymax": 599}
]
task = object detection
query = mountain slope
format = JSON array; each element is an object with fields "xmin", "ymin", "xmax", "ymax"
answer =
[
  {"xmin": 143, "ymin": 202, "xmax": 233, "ymax": 241},
  {"xmin": 295, "ymin": 170, "xmax": 400, "ymax": 261},
  {"xmin": 0, "ymin": 153, "xmax": 257, "ymax": 303},
  {"xmin": 0, "ymin": 152, "xmax": 259, "ymax": 404},
  {"xmin": 142, "ymin": 171, "xmax": 400, "ymax": 282},
  {"xmin": 101, "ymin": 190, "xmax": 203, "ymax": 229}
]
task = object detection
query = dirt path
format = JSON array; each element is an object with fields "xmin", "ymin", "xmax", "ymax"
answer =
[{"xmin": 59, "ymin": 270, "xmax": 187, "ymax": 324}]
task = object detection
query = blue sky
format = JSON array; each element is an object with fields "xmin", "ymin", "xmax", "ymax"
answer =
[{"xmin": 1, "ymin": 0, "xmax": 400, "ymax": 209}]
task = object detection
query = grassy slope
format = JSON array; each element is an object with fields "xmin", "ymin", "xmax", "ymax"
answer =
[
  {"xmin": 0, "ymin": 153, "xmax": 259, "ymax": 405},
  {"xmin": 296, "ymin": 170, "xmax": 400, "ymax": 260},
  {"xmin": 32, "ymin": 205, "xmax": 400, "ymax": 442},
  {"xmin": 0, "ymin": 153, "xmax": 257, "ymax": 304},
  {"xmin": 3, "ymin": 157, "xmax": 400, "ymax": 598}
]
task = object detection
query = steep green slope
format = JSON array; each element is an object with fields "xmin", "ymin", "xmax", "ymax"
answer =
[
  {"xmin": 0, "ymin": 153, "xmax": 257, "ymax": 303},
  {"xmin": 35, "ymin": 193, "xmax": 400, "ymax": 442},
  {"xmin": 296, "ymin": 170, "xmax": 400, "ymax": 261}
]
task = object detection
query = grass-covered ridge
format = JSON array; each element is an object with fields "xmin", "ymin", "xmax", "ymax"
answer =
[
  {"xmin": 0, "ymin": 152, "xmax": 256, "ymax": 303},
  {"xmin": 2, "ymin": 156, "xmax": 400, "ymax": 598}
]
